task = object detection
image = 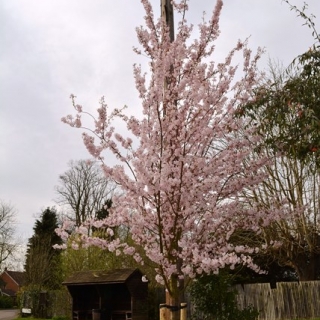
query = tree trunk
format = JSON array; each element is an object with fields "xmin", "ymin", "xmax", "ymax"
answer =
[{"xmin": 160, "ymin": 4, "xmax": 181, "ymax": 319}]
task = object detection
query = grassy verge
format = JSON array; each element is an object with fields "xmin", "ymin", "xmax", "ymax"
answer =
[
  {"xmin": 15, "ymin": 318, "xmax": 69, "ymax": 320},
  {"xmin": 15, "ymin": 317, "xmax": 320, "ymax": 320}
]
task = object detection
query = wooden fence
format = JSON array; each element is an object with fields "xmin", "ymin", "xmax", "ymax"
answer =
[{"xmin": 235, "ymin": 281, "xmax": 320, "ymax": 320}]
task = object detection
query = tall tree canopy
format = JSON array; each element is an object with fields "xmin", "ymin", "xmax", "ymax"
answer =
[
  {"xmin": 237, "ymin": 2, "xmax": 320, "ymax": 280},
  {"xmin": 25, "ymin": 207, "xmax": 62, "ymax": 290},
  {"xmin": 58, "ymin": 1, "xmax": 284, "ymax": 318}
]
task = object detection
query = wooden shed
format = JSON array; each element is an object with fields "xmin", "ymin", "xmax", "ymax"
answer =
[{"xmin": 63, "ymin": 268, "xmax": 148, "ymax": 320}]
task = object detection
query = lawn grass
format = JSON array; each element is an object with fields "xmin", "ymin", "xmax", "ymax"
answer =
[
  {"xmin": 14, "ymin": 318, "xmax": 67, "ymax": 320},
  {"xmin": 16, "ymin": 318, "xmax": 51, "ymax": 320},
  {"xmin": 15, "ymin": 316, "xmax": 320, "ymax": 320}
]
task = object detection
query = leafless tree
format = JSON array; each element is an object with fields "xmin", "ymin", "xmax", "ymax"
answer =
[
  {"xmin": 239, "ymin": 62, "xmax": 320, "ymax": 280},
  {"xmin": 0, "ymin": 200, "xmax": 18, "ymax": 268},
  {"xmin": 55, "ymin": 160, "xmax": 116, "ymax": 226}
]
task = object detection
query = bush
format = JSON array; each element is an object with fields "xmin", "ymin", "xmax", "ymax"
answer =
[
  {"xmin": 0, "ymin": 295, "xmax": 14, "ymax": 308},
  {"xmin": 189, "ymin": 271, "xmax": 258, "ymax": 320}
]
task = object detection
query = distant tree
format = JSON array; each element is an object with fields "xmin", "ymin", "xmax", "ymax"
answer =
[
  {"xmin": 237, "ymin": 3, "xmax": 320, "ymax": 281},
  {"xmin": 93, "ymin": 199, "xmax": 112, "ymax": 234},
  {"xmin": 95, "ymin": 199, "xmax": 112, "ymax": 221},
  {"xmin": 58, "ymin": 1, "xmax": 284, "ymax": 319},
  {"xmin": 60, "ymin": 236, "xmax": 135, "ymax": 277},
  {"xmin": 237, "ymin": 60, "xmax": 320, "ymax": 280},
  {"xmin": 24, "ymin": 207, "xmax": 62, "ymax": 289},
  {"xmin": 55, "ymin": 160, "xmax": 116, "ymax": 227},
  {"xmin": 60, "ymin": 199, "xmax": 140, "ymax": 278},
  {"xmin": 0, "ymin": 200, "xmax": 18, "ymax": 269}
]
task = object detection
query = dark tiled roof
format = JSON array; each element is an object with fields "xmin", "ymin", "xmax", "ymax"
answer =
[
  {"xmin": 5, "ymin": 270, "xmax": 26, "ymax": 286},
  {"xmin": 63, "ymin": 268, "xmax": 141, "ymax": 285}
]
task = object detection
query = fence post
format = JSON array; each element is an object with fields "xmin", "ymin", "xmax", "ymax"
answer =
[
  {"xmin": 160, "ymin": 304, "xmax": 166, "ymax": 320},
  {"xmin": 180, "ymin": 303, "xmax": 187, "ymax": 320}
]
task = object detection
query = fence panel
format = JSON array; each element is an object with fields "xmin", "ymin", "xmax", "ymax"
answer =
[{"xmin": 235, "ymin": 281, "xmax": 320, "ymax": 320}]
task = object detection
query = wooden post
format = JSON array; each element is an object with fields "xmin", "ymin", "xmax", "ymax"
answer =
[
  {"xmin": 161, "ymin": 0, "xmax": 174, "ymax": 42},
  {"xmin": 160, "ymin": 304, "xmax": 166, "ymax": 320},
  {"xmin": 160, "ymin": 0, "xmax": 175, "ymax": 117},
  {"xmin": 180, "ymin": 303, "xmax": 187, "ymax": 320}
]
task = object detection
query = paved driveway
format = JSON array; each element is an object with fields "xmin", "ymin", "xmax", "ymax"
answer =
[{"xmin": 0, "ymin": 309, "xmax": 19, "ymax": 320}]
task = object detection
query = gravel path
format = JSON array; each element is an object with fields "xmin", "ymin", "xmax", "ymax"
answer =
[{"xmin": 0, "ymin": 309, "xmax": 19, "ymax": 320}]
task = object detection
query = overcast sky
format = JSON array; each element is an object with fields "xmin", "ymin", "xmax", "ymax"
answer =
[{"xmin": 1, "ymin": 0, "xmax": 319, "ymax": 243}]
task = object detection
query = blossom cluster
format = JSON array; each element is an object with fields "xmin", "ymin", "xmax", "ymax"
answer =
[{"xmin": 60, "ymin": 0, "xmax": 283, "ymax": 294}]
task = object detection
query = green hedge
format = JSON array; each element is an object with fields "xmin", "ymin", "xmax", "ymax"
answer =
[{"xmin": 0, "ymin": 295, "xmax": 14, "ymax": 308}]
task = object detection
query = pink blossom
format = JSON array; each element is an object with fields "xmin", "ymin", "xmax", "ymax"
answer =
[{"xmin": 60, "ymin": 0, "xmax": 283, "ymax": 305}]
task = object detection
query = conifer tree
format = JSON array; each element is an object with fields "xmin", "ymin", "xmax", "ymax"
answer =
[{"xmin": 25, "ymin": 207, "xmax": 62, "ymax": 290}]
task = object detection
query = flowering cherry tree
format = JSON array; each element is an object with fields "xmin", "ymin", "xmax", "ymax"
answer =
[{"xmin": 59, "ymin": 0, "xmax": 282, "ymax": 318}]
